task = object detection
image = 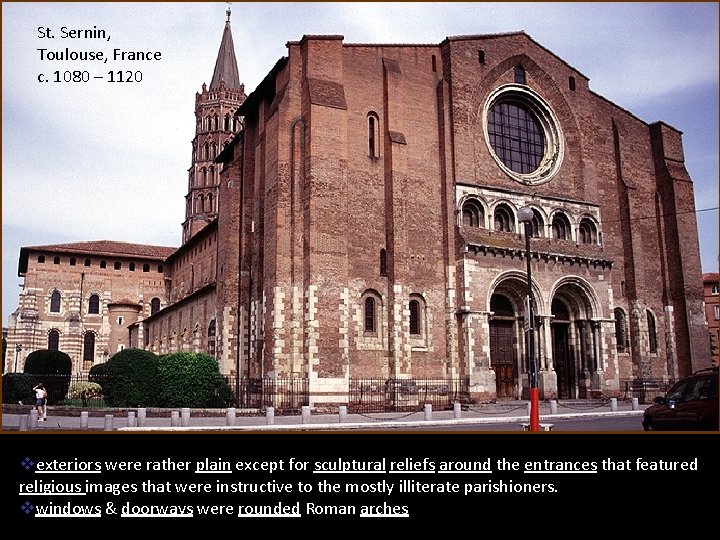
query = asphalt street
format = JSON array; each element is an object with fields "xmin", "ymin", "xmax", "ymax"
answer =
[{"xmin": 2, "ymin": 399, "xmax": 646, "ymax": 432}]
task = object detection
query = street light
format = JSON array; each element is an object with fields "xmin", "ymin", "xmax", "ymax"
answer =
[
  {"xmin": 517, "ymin": 205, "xmax": 539, "ymax": 432},
  {"xmin": 14, "ymin": 344, "xmax": 22, "ymax": 373}
]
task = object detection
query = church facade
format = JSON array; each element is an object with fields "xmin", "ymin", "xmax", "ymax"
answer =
[{"xmin": 5, "ymin": 16, "xmax": 711, "ymax": 406}]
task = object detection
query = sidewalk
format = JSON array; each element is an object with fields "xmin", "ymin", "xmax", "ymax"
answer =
[{"xmin": 1, "ymin": 399, "xmax": 645, "ymax": 432}]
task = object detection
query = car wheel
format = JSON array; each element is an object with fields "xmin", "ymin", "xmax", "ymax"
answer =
[{"xmin": 643, "ymin": 417, "xmax": 655, "ymax": 431}]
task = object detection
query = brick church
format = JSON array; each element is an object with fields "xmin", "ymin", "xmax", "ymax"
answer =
[{"xmin": 6, "ymin": 11, "xmax": 711, "ymax": 406}]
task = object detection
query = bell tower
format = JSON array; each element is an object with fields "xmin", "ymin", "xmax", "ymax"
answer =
[{"xmin": 182, "ymin": 6, "xmax": 246, "ymax": 244}]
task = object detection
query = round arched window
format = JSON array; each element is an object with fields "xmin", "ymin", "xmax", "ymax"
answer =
[{"xmin": 483, "ymin": 85, "xmax": 563, "ymax": 185}]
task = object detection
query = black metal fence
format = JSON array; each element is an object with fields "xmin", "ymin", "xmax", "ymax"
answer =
[
  {"xmin": 348, "ymin": 377, "xmax": 470, "ymax": 413},
  {"xmin": 14, "ymin": 373, "xmax": 109, "ymax": 407},
  {"xmin": 12, "ymin": 373, "xmax": 310, "ymax": 413},
  {"xmin": 15, "ymin": 373, "xmax": 671, "ymax": 411},
  {"xmin": 232, "ymin": 377, "xmax": 309, "ymax": 413},
  {"xmin": 33, "ymin": 374, "xmax": 468, "ymax": 412}
]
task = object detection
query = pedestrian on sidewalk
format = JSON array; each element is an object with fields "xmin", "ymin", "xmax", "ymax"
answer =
[{"xmin": 33, "ymin": 383, "xmax": 47, "ymax": 421}]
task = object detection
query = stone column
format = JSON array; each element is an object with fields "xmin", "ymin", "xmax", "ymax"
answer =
[
  {"xmin": 538, "ymin": 316, "xmax": 557, "ymax": 400},
  {"xmin": 467, "ymin": 311, "xmax": 495, "ymax": 402}
]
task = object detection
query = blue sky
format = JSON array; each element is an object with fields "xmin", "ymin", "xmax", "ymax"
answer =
[{"xmin": 2, "ymin": 2, "xmax": 718, "ymax": 324}]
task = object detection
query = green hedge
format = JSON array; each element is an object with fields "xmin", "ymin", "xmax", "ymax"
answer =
[
  {"xmin": 23, "ymin": 350, "xmax": 72, "ymax": 405},
  {"xmin": 2, "ymin": 373, "xmax": 38, "ymax": 404},
  {"xmin": 103, "ymin": 348, "xmax": 161, "ymax": 407},
  {"xmin": 88, "ymin": 362, "xmax": 108, "ymax": 383},
  {"xmin": 158, "ymin": 352, "xmax": 234, "ymax": 408}
]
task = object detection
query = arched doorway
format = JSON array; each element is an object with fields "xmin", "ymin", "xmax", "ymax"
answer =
[
  {"xmin": 551, "ymin": 298, "xmax": 574, "ymax": 399},
  {"xmin": 490, "ymin": 294, "xmax": 517, "ymax": 399},
  {"xmin": 549, "ymin": 278, "xmax": 601, "ymax": 399}
]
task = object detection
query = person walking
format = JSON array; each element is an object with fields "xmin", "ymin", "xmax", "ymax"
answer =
[{"xmin": 33, "ymin": 383, "xmax": 47, "ymax": 421}]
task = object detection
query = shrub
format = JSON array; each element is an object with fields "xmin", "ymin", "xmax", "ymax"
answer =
[
  {"xmin": 87, "ymin": 362, "xmax": 109, "ymax": 394},
  {"xmin": 68, "ymin": 382, "xmax": 103, "ymax": 406},
  {"xmin": 23, "ymin": 349, "xmax": 72, "ymax": 405},
  {"xmin": 103, "ymin": 348, "xmax": 161, "ymax": 407},
  {"xmin": 23, "ymin": 349, "xmax": 72, "ymax": 374},
  {"xmin": 158, "ymin": 352, "xmax": 234, "ymax": 408},
  {"xmin": 2, "ymin": 373, "xmax": 38, "ymax": 404},
  {"xmin": 88, "ymin": 362, "xmax": 108, "ymax": 383}
]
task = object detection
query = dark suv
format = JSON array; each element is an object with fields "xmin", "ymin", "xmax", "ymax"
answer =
[{"xmin": 642, "ymin": 367, "xmax": 718, "ymax": 431}]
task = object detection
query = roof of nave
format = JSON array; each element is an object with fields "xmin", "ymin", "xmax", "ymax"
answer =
[
  {"xmin": 21, "ymin": 240, "xmax": 177, "ymax": 260},
  {"xmin": 18, "ymin": 240, "xmax": 178, "ymax": 277}
]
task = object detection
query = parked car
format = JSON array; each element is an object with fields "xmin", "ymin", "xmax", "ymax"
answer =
[{"xmin": 642, "ymin": 367, "xmax": 718, "ymax": 431}]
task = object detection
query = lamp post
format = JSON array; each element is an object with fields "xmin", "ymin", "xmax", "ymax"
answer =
[
  {"xmin": 14, "ymin": 343, "xmax": 22, "ymax": 373},
  {"xmin": 517, "ymin": 206, "xmax": 539, "ymax": 432}
]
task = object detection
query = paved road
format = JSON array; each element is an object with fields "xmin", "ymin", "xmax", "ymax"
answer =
[
  {"xmin": 396, "ymin": 415, "xmax": 645, "ymax": 431},
  {"xmin": 2, "ymin": 400, "xmax": 646, "ymax": 432}
]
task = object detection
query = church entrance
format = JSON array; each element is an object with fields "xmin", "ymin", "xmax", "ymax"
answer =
[
  {"xmin": 552, "ymin": 323, "xmax": 574, "ymax": 399},
  {"xmin": 489, "ymin": 294, "xmax": 517, "ymax": 399},
  {"xmin": 551, "ymin": 298, "xmax": 575, "ymax": 399},
  {"xmin": 490, "ymin": 321, "xmax": 516, "ymax": 399}
]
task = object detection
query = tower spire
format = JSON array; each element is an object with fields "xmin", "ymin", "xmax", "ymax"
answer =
[{"xmin": 210, "ymin": 4, "xmax": 241, "ymax": 90}]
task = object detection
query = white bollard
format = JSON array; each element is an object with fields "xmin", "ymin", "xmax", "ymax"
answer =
[
  {"xmin": 453, "ymin": 402, "xmax": 462, "ymax": 419},
  {"xmin": 266, "ymin": 406, "xmax": 275, "ymax": 425},
  {"xmin": 29, "ymin": 409, "xmax": 39, "ymax": 429},
  {"xmin": 550, "ymin": 400, "xmax": 558, "ymax": 415},
  {"xmin": 226, "ymin": 408, "xmax": 236, "ymax": 426},
  {"xmin": 338, "ymin": 405, "xmax": 348, "ymax": 423},
  {"xmin": 171, "ymin": 411, "xmax": 180, "ymax": 427},
  {"xmin": 181, "ymin": 408, "xmax": 191, "ymax": 427},
  {"xmin": 103, "ymin": 414, "xmax": 113, "ymax": 431},
  {"xmin": 632, "ymin": 397, "xmax": 639, "ymax": 411},
  {"xmin": 137, "ymin": 408, "xmax": 146, "ymax": 427},
  {"xmin": 80, "ymin": 411, "xmax": 89, "ymax": 430},
  {"xmin": 127, "ymin": 411, "xmax": 136, "ymax": 427},
  {"xmin": 301, "ymin": 405, "xmax": 311, "ymax": 424},
  {"xmin": 527, "ymin": 402, "xmax": 532, "ymax": 416},
  {"xmin": 610, "ymin": 398, "xmax": 618, "ymax": 412},
  {"xmin": 424, "ymin": 404, "xmax": 432, "ymax": 421}
]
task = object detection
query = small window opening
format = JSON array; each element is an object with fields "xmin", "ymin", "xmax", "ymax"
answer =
[
  {"xmin": 368, "ymin": 114, "xmax": 380, "ymax": 159},
  {"xmin": 364, "ymin": 297, "xmax": 376, "ymax": 333},
  {"xmin": 409, "ymin": 300, "xmax": 421, "ymax": 335}
]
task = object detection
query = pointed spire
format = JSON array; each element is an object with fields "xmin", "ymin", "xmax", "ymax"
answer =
[{"xmin": 210, "ymin": 6, "xmax": 241, "ymax": 90}]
